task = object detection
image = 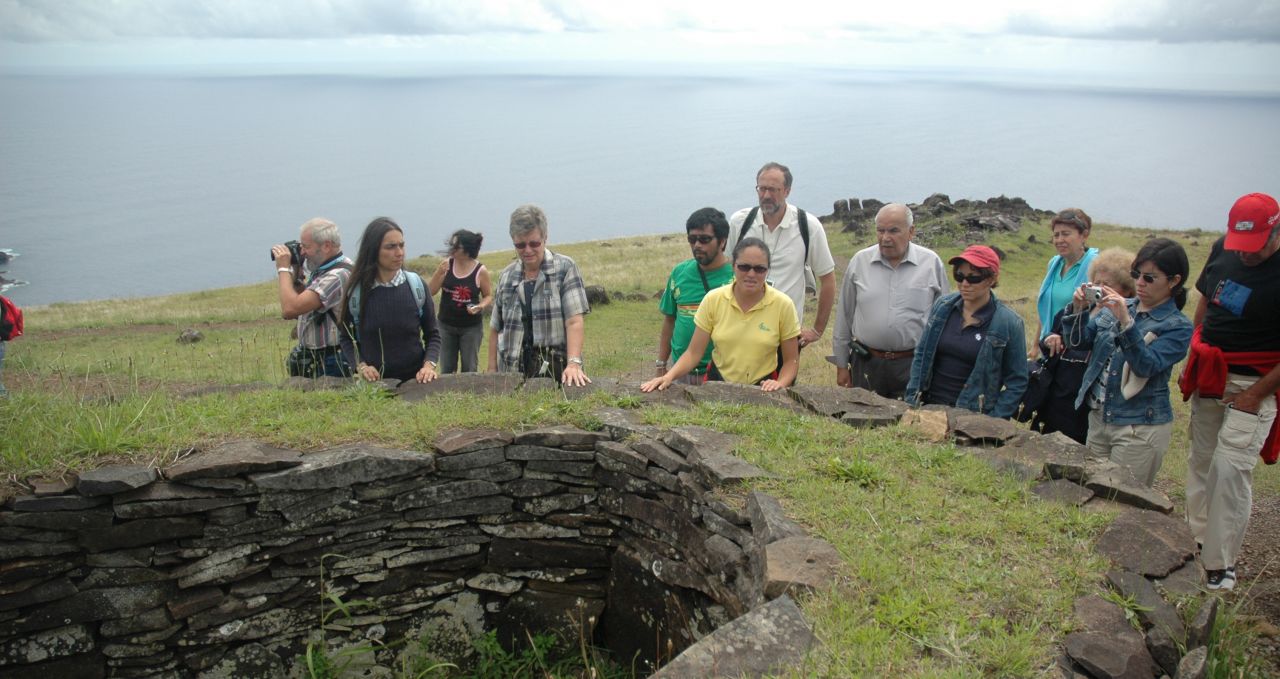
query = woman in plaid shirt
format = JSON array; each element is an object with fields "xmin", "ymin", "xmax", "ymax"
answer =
[{"xmin": 488, "ymin": 205, "xmax": 592, "ymax": 386}]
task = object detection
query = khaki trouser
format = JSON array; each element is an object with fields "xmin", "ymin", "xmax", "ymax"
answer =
[
  {"xmin": 1086, "ymin": 410, "xmax": 1173, "ymax": 487},
  {"xmin": 1187, "ymin": 375, "xmax": 1278, "ymax": 571}
]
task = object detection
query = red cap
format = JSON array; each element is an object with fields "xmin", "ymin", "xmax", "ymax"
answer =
[
  {"xmin": 1225, "ymin": 192, "xmax": 1280, "ymax": 253},
  {"xmin": 948, "ymin": 245, "xmax": 1001, "ymax": 274}
]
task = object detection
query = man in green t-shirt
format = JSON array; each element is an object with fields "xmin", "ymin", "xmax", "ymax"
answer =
[{"xmin": 657, "ymin": 207, "xmax": 735, "ymax": 383}]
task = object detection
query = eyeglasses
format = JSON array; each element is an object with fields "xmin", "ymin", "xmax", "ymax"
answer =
[
  {"xmin": 954, "ymin": 271, "xmax": 991, "ymax": 285},
  {"xmin": 755, "ymin": 185, "xmax": 786, "ymax": 195},
  {"xmin": 687, "ymin": 234, "xmax": 716, "ymax": 245},
  {"xmin": 1130, "ymin": 269, "xmax": 1167, "ymax": 283},
  {"xmin": 736, "ymin": 263, "xmax": 769, "ymax": 274},
  {"xmin": 513, "ymin": 240, "xmax": 543, "ymax": 251}
]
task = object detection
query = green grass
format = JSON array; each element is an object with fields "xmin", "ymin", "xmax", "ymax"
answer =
[{"xmin": 2, "ymin": 218, "xmax": 1273, "ymax": 677}]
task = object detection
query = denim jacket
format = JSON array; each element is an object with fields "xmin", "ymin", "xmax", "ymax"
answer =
[
  {"xmin": 905, "ymin": 292, "xmax": 1028, "ymax": 419},
  {"xmin": 1061, "ymin": 297, "xmax": 1192, "ymax": 425}
]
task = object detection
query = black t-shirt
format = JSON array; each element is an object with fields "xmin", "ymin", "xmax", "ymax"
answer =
[{"xmin": 1196, "ymin": 236, "xmax": 1280, "ymax": 353}]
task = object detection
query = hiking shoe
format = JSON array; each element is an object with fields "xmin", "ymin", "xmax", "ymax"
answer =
[{"xmin": 1206, "ymin": 567, "xmax": 1236, "ymax": 591}]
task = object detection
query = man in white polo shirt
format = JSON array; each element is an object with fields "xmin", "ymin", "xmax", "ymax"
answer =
[{"xmin": 726, "ymin": 162, "xmax": 836, "ymax": 351}]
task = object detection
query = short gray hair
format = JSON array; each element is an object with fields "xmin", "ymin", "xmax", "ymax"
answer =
[
  {"xmin": 875, "ymin": 203, "xmax": 914, "ymax": 228},
  {"xmin": 756, "ymin": 162, "xmax": 793, "ymax": 189},
  {"xmin": 300, "ymin": 218, "xmax": 341, "ymax": 247},
  {"xmin": 509, "ymin": 204, "xmax": 548, "ymax": 240}
]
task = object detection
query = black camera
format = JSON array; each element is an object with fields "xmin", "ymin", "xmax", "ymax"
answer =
[{"xmin": 271, "ymin": 240, "xmax": 304, "ymax": 264}]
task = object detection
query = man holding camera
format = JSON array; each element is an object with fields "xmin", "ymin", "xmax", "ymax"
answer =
[
  {"xmin": 830, "ymin": 203, "xmax": 947, "ymax": 398},
  {"xmin": 271, "ymin": 218, "xmax": 353, "ymax": 378}
]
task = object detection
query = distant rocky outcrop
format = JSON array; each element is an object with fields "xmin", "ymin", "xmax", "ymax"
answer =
[{"xmin": 824, "ymin": 193, "xmax": 1057, "ymax": 247}]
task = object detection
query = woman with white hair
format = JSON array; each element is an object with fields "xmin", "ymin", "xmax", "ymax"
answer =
[{"xmin": 487, "ymin": 205, "xmax": 592, "ymax": 386}]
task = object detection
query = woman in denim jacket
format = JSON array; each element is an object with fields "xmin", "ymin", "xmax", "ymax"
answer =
[
  {"xmin": 905, "ymin": 246, "xmax": 1028, "ymax": 419},
  {"xmin": 1061, "ymin": 238, "xmax": 1193, "ymax": 487}
]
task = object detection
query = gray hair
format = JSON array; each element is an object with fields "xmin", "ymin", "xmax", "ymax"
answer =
[
  {"xmin": 300, "ymin": 218, "xmax": 341, "ymax": 247},
  {"xmin": 756, "ymin": 162, "xmax": 793, "ymax": 189},
  {"xmin": 509, "ymin": 204, "xmax": 548, "ymax": 240},
  {"xmin": 875, "ymin": 203, "xmax": 914, "ymax": 228}
]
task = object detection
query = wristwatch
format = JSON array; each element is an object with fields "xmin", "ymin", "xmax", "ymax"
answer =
[
  {"xmin": 277, "ymin": 267, "xmax": 292, "ymax": 275},
  {"xmin": 568, "ymin": 357, "xmax": 584, "ymax": 367},
  {"xmin": 655, "ymin": 359, "xmax": 667, "ymax": 368}
]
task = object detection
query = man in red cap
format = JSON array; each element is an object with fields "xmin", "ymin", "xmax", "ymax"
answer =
[{"xmin": 1179, "ymin": 192, "xmax": 1280, "ymax": 591}]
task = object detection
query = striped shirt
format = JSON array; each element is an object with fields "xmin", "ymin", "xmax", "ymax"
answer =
[{"xmin": 297, "ymin": 256, "xmax": 352, "ymax": 349}]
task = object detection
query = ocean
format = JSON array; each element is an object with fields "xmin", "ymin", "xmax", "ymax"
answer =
[{"xmin": 2, "ymin": 70, "xmax": 1278, "ymax": 306}]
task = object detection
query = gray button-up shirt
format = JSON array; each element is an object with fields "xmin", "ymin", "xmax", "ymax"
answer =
[{"xmin": 830, "ymin": 242, "xmax": 948, "ymax": 367}]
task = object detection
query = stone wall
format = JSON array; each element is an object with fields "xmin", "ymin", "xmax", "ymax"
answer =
[{"xmin": 0, "ymin": 421, "xmax": 831, "ymax": 678}]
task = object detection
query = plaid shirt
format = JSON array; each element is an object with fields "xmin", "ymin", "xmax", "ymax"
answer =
[
  {"xmin": 297, "ymin": 255, "xmax": 353, "ymax": 349},
  {"xmin": 490, "ymin": 250, "xmax": 590, "ymax": 372}
]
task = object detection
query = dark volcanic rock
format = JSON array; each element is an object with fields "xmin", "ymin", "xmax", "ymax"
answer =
[
  {"xmin": 1064, "ymin": 631, "xmax": 1155, "ymax": 679},
  {"xmin": 651, "ymin": 595, "xmax": 817, "ymax": 679},
  {"xmin": 1032, "ymin": 479, "xmax": 1094, "ymax": 506},
  {"xmin": 76, "ymin": 466, "xmax": 158, "ymax": 497},
  {"xmin": 747, "ymin": 491, "xmax": 806, "ymax": 545},
  {"xmin": 1094, "ymin": 510, "xmax": 1196, "ymax": 577},
  {"xmin": 396, "ymin": 372, "xmax": 524, "ymax": 401},
  {"xmin": 763, "ymin": 537, "xmax": 841, "ymax": 599},
  {"xmin": 685, "ymin": 381, "xmax": 809, "ymax": 414},
  {"xmin": 434, "ymin": 428, "xmax": 514, "ymax": 455},
  {"xmin": 165, "ymin": 440, "xmax": 301, "ymax": 480},
  {"xmin": 250, "ymin": 444, "xmax": 433, "ymax": 490}
]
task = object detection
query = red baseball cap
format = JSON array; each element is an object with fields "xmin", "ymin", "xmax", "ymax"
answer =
[
  {"xmin": 948, "ymin": 245, "xmax": 1001, "ymax": 274},
  {"xmin": 1225, "ymin": 192, "xmax": 1280, "ymax": 253}
]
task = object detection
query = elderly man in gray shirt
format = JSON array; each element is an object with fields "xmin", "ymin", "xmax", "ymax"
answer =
[{"xmin": 831, "ymin": 203, "xmax": 948, "ymax": 398}]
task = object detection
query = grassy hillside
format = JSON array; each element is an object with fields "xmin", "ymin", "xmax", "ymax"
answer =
[{"xmin": 0, "ymin": 216, "xmax": 1270, "ymax": 677}]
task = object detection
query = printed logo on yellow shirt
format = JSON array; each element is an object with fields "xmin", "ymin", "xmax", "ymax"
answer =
[{"xmin": 758, "ymin": 322, "xmax": 771, "ymax": 332}]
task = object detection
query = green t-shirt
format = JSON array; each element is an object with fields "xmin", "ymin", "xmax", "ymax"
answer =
[{"xmin": 659, "ymin": 259, "xmax": 734, "ymax": 372}]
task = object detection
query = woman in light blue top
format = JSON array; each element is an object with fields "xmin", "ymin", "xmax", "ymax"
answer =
[{"xmin": 1031, "ymin": 208, "xmax": 1099, "ymax": 357}]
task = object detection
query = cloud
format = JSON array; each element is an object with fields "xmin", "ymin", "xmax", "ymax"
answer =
[{"xmin": 1, "ymin": 0, "xmax": 1277, "ymax": 45}]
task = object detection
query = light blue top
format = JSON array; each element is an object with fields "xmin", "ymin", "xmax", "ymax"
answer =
[{"xmin": 1035, "ymin": 248, "xmax": 1099, "ymax": 339}]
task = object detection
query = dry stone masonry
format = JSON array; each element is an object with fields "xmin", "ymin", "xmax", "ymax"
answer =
[
  {"xmin": 1, "ymin": 374, "xmax": 1228, "ymax": 678},
  {"xmin": 0, "ymin": 417, "xmax": 833, "ymax": 678}
]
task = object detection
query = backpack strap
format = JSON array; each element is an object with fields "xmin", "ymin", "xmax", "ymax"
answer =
[
  {"xmin": 738, "ymin": 207, "xmax": 760, "ymax": 244},
  {"xmin": 797, "ymin": 208, "xmax": 810, "ymax": 266},
  {"xmin": 406, "ymin": 271, "xmax": 427, "ymax": 318},
  {"xmin": 740, "ymin": 206, "xmax": 809, "ymax": 265}
]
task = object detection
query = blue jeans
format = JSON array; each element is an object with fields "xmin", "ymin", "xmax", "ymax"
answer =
[{"xmin": 438, "ymin": 322, "xmax": 483, "ymax": 374}]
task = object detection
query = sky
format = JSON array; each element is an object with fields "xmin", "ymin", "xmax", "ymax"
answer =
[{"xmin": 1, "ymin": 0, "xmax": 1279, "ymax": 91}]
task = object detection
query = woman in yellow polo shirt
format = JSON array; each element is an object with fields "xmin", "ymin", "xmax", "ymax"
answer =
[{"xmin": 642, "ymin": 237, "xmax": 800, "ymax": 392}]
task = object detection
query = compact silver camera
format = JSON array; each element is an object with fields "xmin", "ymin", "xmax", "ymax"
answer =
[{"xmin": 1083, "ymin": 285, "xmax": 1105, "ymax": 305}]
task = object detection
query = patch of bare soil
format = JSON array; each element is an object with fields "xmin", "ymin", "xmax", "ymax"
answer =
[{"xmin": 1237, "ymin": 493, "xmax": 1280, "ymax": 676}]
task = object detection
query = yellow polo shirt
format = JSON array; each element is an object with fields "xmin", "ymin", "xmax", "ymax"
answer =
[{"xmin": 694, "ymin": 282, "xmax": 800, "ymax": 384}]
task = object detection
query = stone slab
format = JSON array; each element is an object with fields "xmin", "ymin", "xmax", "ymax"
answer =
[
  {"xmin": 513, "ymin": 425, "xmax": 609, "ymax": 450},
  {"xmin": 746, "ymin": 492, "xmax": 806, "ymax": 545},
  {"xmin": 1094, "ymin": 509, "xmax": 1196, "ymax": 577},
  {"xmin": 250, "ymin": 444, "xmax": 433, "ymax": 490},
  {"xmin": 651, "ymin": 595, "xmax": 817, "ymax": 679},
  {"xmin": 396, "ymin": 372, "xmax": 524, "ymax": 401},
  {"xmin": 764, "ymin": 537, "xmax": 842, "ymax": 599},
  {"xmin": 685, "ymin": 381, "xmax": 810, "ymax": 415},
  {"xmin": 1032, "ymin": 479, "xmax": 1095, "ymax": 506},
  {"xmin": 1084, "ymin": 460, "xmax": 1174, "ymax": 513},
  {"xmin": 434, "ymin": 428, "xmax": 514, "ymax": 455},
  {"xmin": 76, "ymin": 466, "xmax": 158, "ymax": 497},
  {"xmin": 164, "ymin": 441, "xmax": 302, "ymax": 481}
]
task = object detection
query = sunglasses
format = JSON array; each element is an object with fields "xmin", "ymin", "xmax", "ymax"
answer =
[
  {"xmin": 954, "ymin": 271, "xmax": 991, "ymax": 285},
  {"xmin": 736, "ymin": 263, "xmax": 769, "ymax": 274},
  {"xmin": 687, "ymin": 234, "xmax": 716, "ymax": 245},
  {"xmin": 514, "ymin": 240, "xmax": 543, "ymax": 251},
  {"xmin": 1130, "ymin": 269, "xmax": 1167, "ymax": 283}
]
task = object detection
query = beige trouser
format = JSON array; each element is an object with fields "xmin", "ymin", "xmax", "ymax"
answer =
[
  {"xmin": 1186, "ymin": 375, "xmax": 1278, "ymax": 571},
  {"xmin": 1086, "ymin": 410, "xmax": 1173, "ymax": 487}
]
